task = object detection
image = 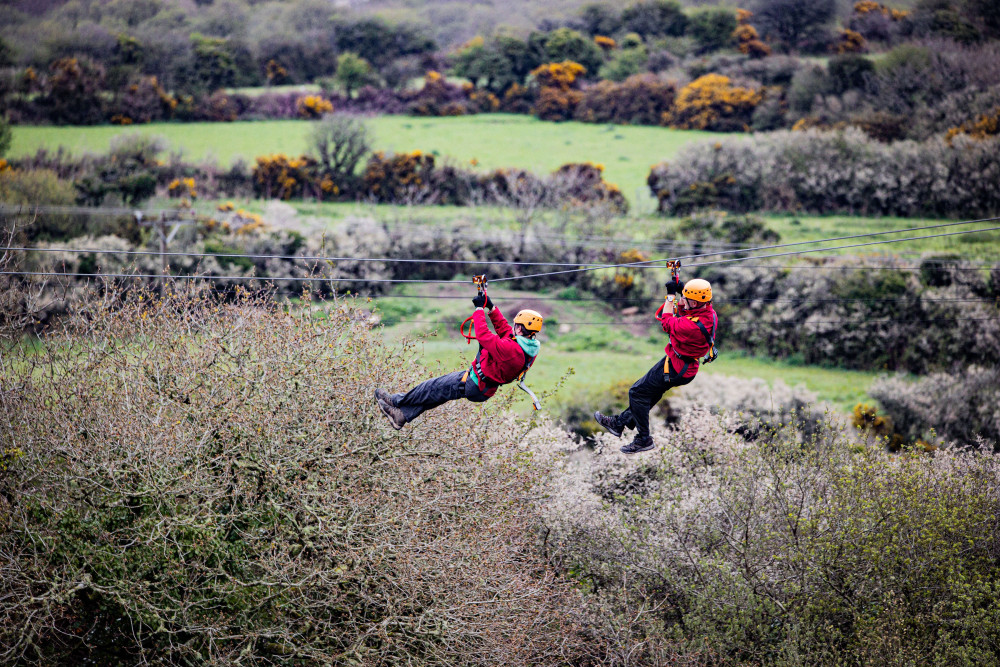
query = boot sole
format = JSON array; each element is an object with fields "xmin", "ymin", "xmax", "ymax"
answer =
[
  {"xmin": 593, "ymin": 411, "xmax": 623, "ymax": 438},
  {"xmin": 374, "ymin": 391, "xmax": 404, "ymax": 430},
  {"xmin": 620, "ymin": 442, "xmax": 655, "ymax": 454}
]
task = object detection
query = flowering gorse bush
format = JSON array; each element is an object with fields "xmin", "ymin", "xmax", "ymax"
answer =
[{"xmin": 663, "ymin": 73, "xmax": 764, "ymax": 131}]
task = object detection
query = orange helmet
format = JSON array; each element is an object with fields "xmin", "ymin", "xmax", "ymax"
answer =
[
  {"xmin": 513, "ymin": 309, "xmax": 544, "ymax": 333},
  {"xmin": 682, "ymin": 278, "xmax": 713, "ymax": 302}
]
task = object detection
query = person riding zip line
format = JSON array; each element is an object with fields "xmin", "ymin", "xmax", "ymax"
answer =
[
  {"xmin": 374, "ymin": 291, "xmax": 543, "ymax": 429},
  {"xmin": 595, "ymin": 276, "xmax": 718, "ymax": 454}
]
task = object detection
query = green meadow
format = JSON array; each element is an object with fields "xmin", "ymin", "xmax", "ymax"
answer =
[{"xmin": 9, "ymin": 114, "xmax": 717, "ymax": 208}]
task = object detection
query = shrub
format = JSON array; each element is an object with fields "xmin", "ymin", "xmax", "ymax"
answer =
[
  {"xmin": 543, "ymin": 28, "xmax": 603, "ymax": 76},
  {"xmin": 687, "ymin": 6, "xmax": 738, "ymax": 54},
  {"xmin": 945, "ymin": 106, "xmax": 1000, "ymax": 142},
  {"xmin": 0, "ymin": 168, "xmax": 91, "ymax": 241},
  {"xmin": 835, "ymin": 28, "xmax": 868, "ymax": 53},
  {"xmin": 664, "ymin": 73, "xmax": 764, "ymax": 131},
  {"xmin": 37, "ymin": 56, "xmax": 107, "ymax": 125},
  {"xmin": 849, "ymin": 1, "xmax": 912, "ymax": 44},
  {"xmin": 733, "ymin": 9, "xmax": 772, "ymax": 57},
  {"xmin": 531, "ymin": 61, "xmax": 587, "ymax": 121},
  {"xmin": 334, "ymin": 52, "xmax": 374, "ymax": 98},
  {"xmin": 307, "ymin": 114, "xmax": 372, "ymax": 187},
  {"xmin": 596, "ymin": 47, "xmax": 647, "ymax": 82},
  {"xmin": 648, "ymin": 129, "xmax": 1000, "ymax": 218},
  {"xmin": 827, "ymin": 53, "xmax": 875, "ymax": 93},
  {"xmin": 0, "ymin": 288, "xmax": 596, "ymax": 665},
  {"xmin": 296, "ymin": 94, "xmax": 333, "ymax": 119},
  {"xmin": 536, "ymin": 411, "xmax": 1000, "ymax": 663},
  {"xmin": 107, "ymin": 75, "xmax": 176, "ymax": 124},
  {"xmin": 362, "ymin": 150, "xmax": 437, "ymax": 203},
  {"xmin": 870, "ymin": 368, "xmax": 1000, "ymax": 447},
  {"xmin": 550, "ymin": 162, "xmax": 629, "ymax": 213},
  {"xmin": 0, "ymin": 114, "xmax": 10, "ymax": 157},
  {"xmin": 252, "ymin": 154, "xmax": 322, "ymax": 200},
  {"xmin": 574, "ymin": 74, "xmax": 675, "ymax": 125}
]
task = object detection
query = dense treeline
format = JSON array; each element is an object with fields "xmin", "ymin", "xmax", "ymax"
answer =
[{"xmin": 2, "ymin": 0, "xmax": 999, "ymax": 138}]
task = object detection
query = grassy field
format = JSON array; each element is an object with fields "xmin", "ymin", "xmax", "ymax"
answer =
[{"xmin": 8, "ymin": 114, "xmax": 717, "ymax": 209}]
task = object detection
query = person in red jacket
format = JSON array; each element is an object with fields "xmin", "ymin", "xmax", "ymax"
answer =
[
  {"xmin": 595, "ymin": 277, "xmax": 718, "ymax": 453},
  {"xmin": 374, "ymin": 293, "xmax": 543, "ymax": 429}
]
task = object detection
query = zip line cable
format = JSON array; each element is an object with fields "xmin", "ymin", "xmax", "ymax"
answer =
[
  {"xmin": 5, "ymin": 216, "xmax": 999, "ymax": 272},
  {"xmin": 491, "ymin": 215, "xmax": 1000, "ymax": 282},
  {"xmin": 0, "ymin": 271, "xmax": 459, "ymax": 284},
  {"xmin": 3, "ymin": 272, "xmax": 997, "ymax": 308},
  {"xmin": 3, "ymin": 246, "xmax": 624, "ymax": 269},
  {"xmin": 684, "ymin": 224, "xmax": 1000, "ymax": 269},
  {"xmin": 4, "ymin": 223, "xmax": 1000, "ymax": 286}
]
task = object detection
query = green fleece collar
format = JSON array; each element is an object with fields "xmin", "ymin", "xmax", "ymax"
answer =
[{"xmin": 515, "ymin": 335, "xmax": 540, "ymax": 357}]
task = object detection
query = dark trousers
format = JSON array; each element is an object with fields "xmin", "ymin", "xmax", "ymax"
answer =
[
  {"xmin": 391, "ymin": 370, "xmax": 490, "ymax": 424},
  {"xmin": 617, "ymin": 356, "xmax": 694, "ymax": 438}
]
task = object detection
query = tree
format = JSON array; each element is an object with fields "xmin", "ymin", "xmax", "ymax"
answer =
[
  {"xmin": 0, "ymin": 115, "xmax": 11, "ymax": 158},
  {"xmin": 963, "ymin": 0, "xmax": 1000, "ymax": 38},
  {"xmin": 39, "ymin": 57, "xmax": 107, "ymax": 125},
  {"xmin": 579, "ymin": 3, "xmax": 623, "ymax": 36},
  {"xmin": 687, "ymin": 7, "xmax": 738, "ymax": 54},
  {"xmin": 598, "ymin": 47, "xmax": 647, "ymax": 82},
  {"xmin": 309, "ymin": 114, "xmax": 372, "ymax": 184},
  {"xmin": 544, "ymin": 28, "xmax": 603, "ymax": 76},
  {"xmin": 827, "ymin": 54, "xmax": 874, "ymax": 94},
  {"xmin": 452, "ymin": 38, "xmax": 519, "ymax": 93},
  {"xmin": 621, "ymin": 0, "xmax": 689, "ymax": 38},
  {"xmin": 333, "ymin": 18, "xmax": 436, "ymax": 69},
  {"xmin": 0, "ymin": 37, "xmax": 16, "ymax": 68},
  {"xmin": 191, "ymin": 34, "xmax": 237, "ymax": 91},
  {"xmin": 750, "ymin": 0, "xmax": 837, "ymax": 52},
  {"xmin": 335, "ymin": 52, "xmax": 373, "ymax": 98}
]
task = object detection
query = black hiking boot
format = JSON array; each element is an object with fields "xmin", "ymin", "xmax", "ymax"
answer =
[
  {"xmin": 594, "ymin": 411, "xmax": 623, "ymax": 438},
  {"xmin": 620, "ymin": 434, "xmax": 655, "ymax": 454},
  {"xmin": 374, "ymin": 388, "xmax": 405, "ymax": 430}
]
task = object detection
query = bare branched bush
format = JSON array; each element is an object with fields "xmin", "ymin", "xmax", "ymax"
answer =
[
  {"xmin": 533, "ymin": 410, "xmax": 1000, "ymax": 664},
  {"xmin": 0, "ymin": 286, "xmax": 596, "ymax": 665},
  {"xmin": 308, "ymin": 113, "xmax": 373, "ymax": 183}
]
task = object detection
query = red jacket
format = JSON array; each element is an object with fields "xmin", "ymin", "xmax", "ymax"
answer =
[
  {"xmin": 471, "ymin": 306, "xmax": 534, "ymax": 396},
  {"xmin": 655, "ymin": 301, "xmax": 718, "ymax": 379}
]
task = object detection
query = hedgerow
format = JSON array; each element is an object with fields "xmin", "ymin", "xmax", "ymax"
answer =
[{"xmin": 648, "ymin": 129, "xmax": 1000, "ymax": 217}]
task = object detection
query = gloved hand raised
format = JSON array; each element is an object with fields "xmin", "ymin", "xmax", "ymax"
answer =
[
  {"xmin": 665, "ymin": 277, "xmax": 682, "ymax": 295},
  {"xmin": 484, "ymin": 294, "xmax": 494, "ymax": 311},
  {"xmin": 472, "ymin": 293, "xmax": 488, "ymax": 309}
]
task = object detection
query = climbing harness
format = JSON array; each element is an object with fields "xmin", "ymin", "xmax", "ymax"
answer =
[
  {"xmin": 459, "ymin": 274, "xmax": 542, "ymax": 410},
  {"xmin": 659, "ymin": 259, "xmax": 719, "ymax": 372}
]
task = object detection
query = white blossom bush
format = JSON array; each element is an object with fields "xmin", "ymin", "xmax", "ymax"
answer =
[
  {"xmin": 648, "ymin": 129, "xmax": 1000, "ymax": 217},
  {"xmin": 532, "ymin": 409, "xmax": 1000, "ymax": 664},
  {"xmin": 869, "ymin": 366, "xmax": 1000, "ymax": 448}
]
